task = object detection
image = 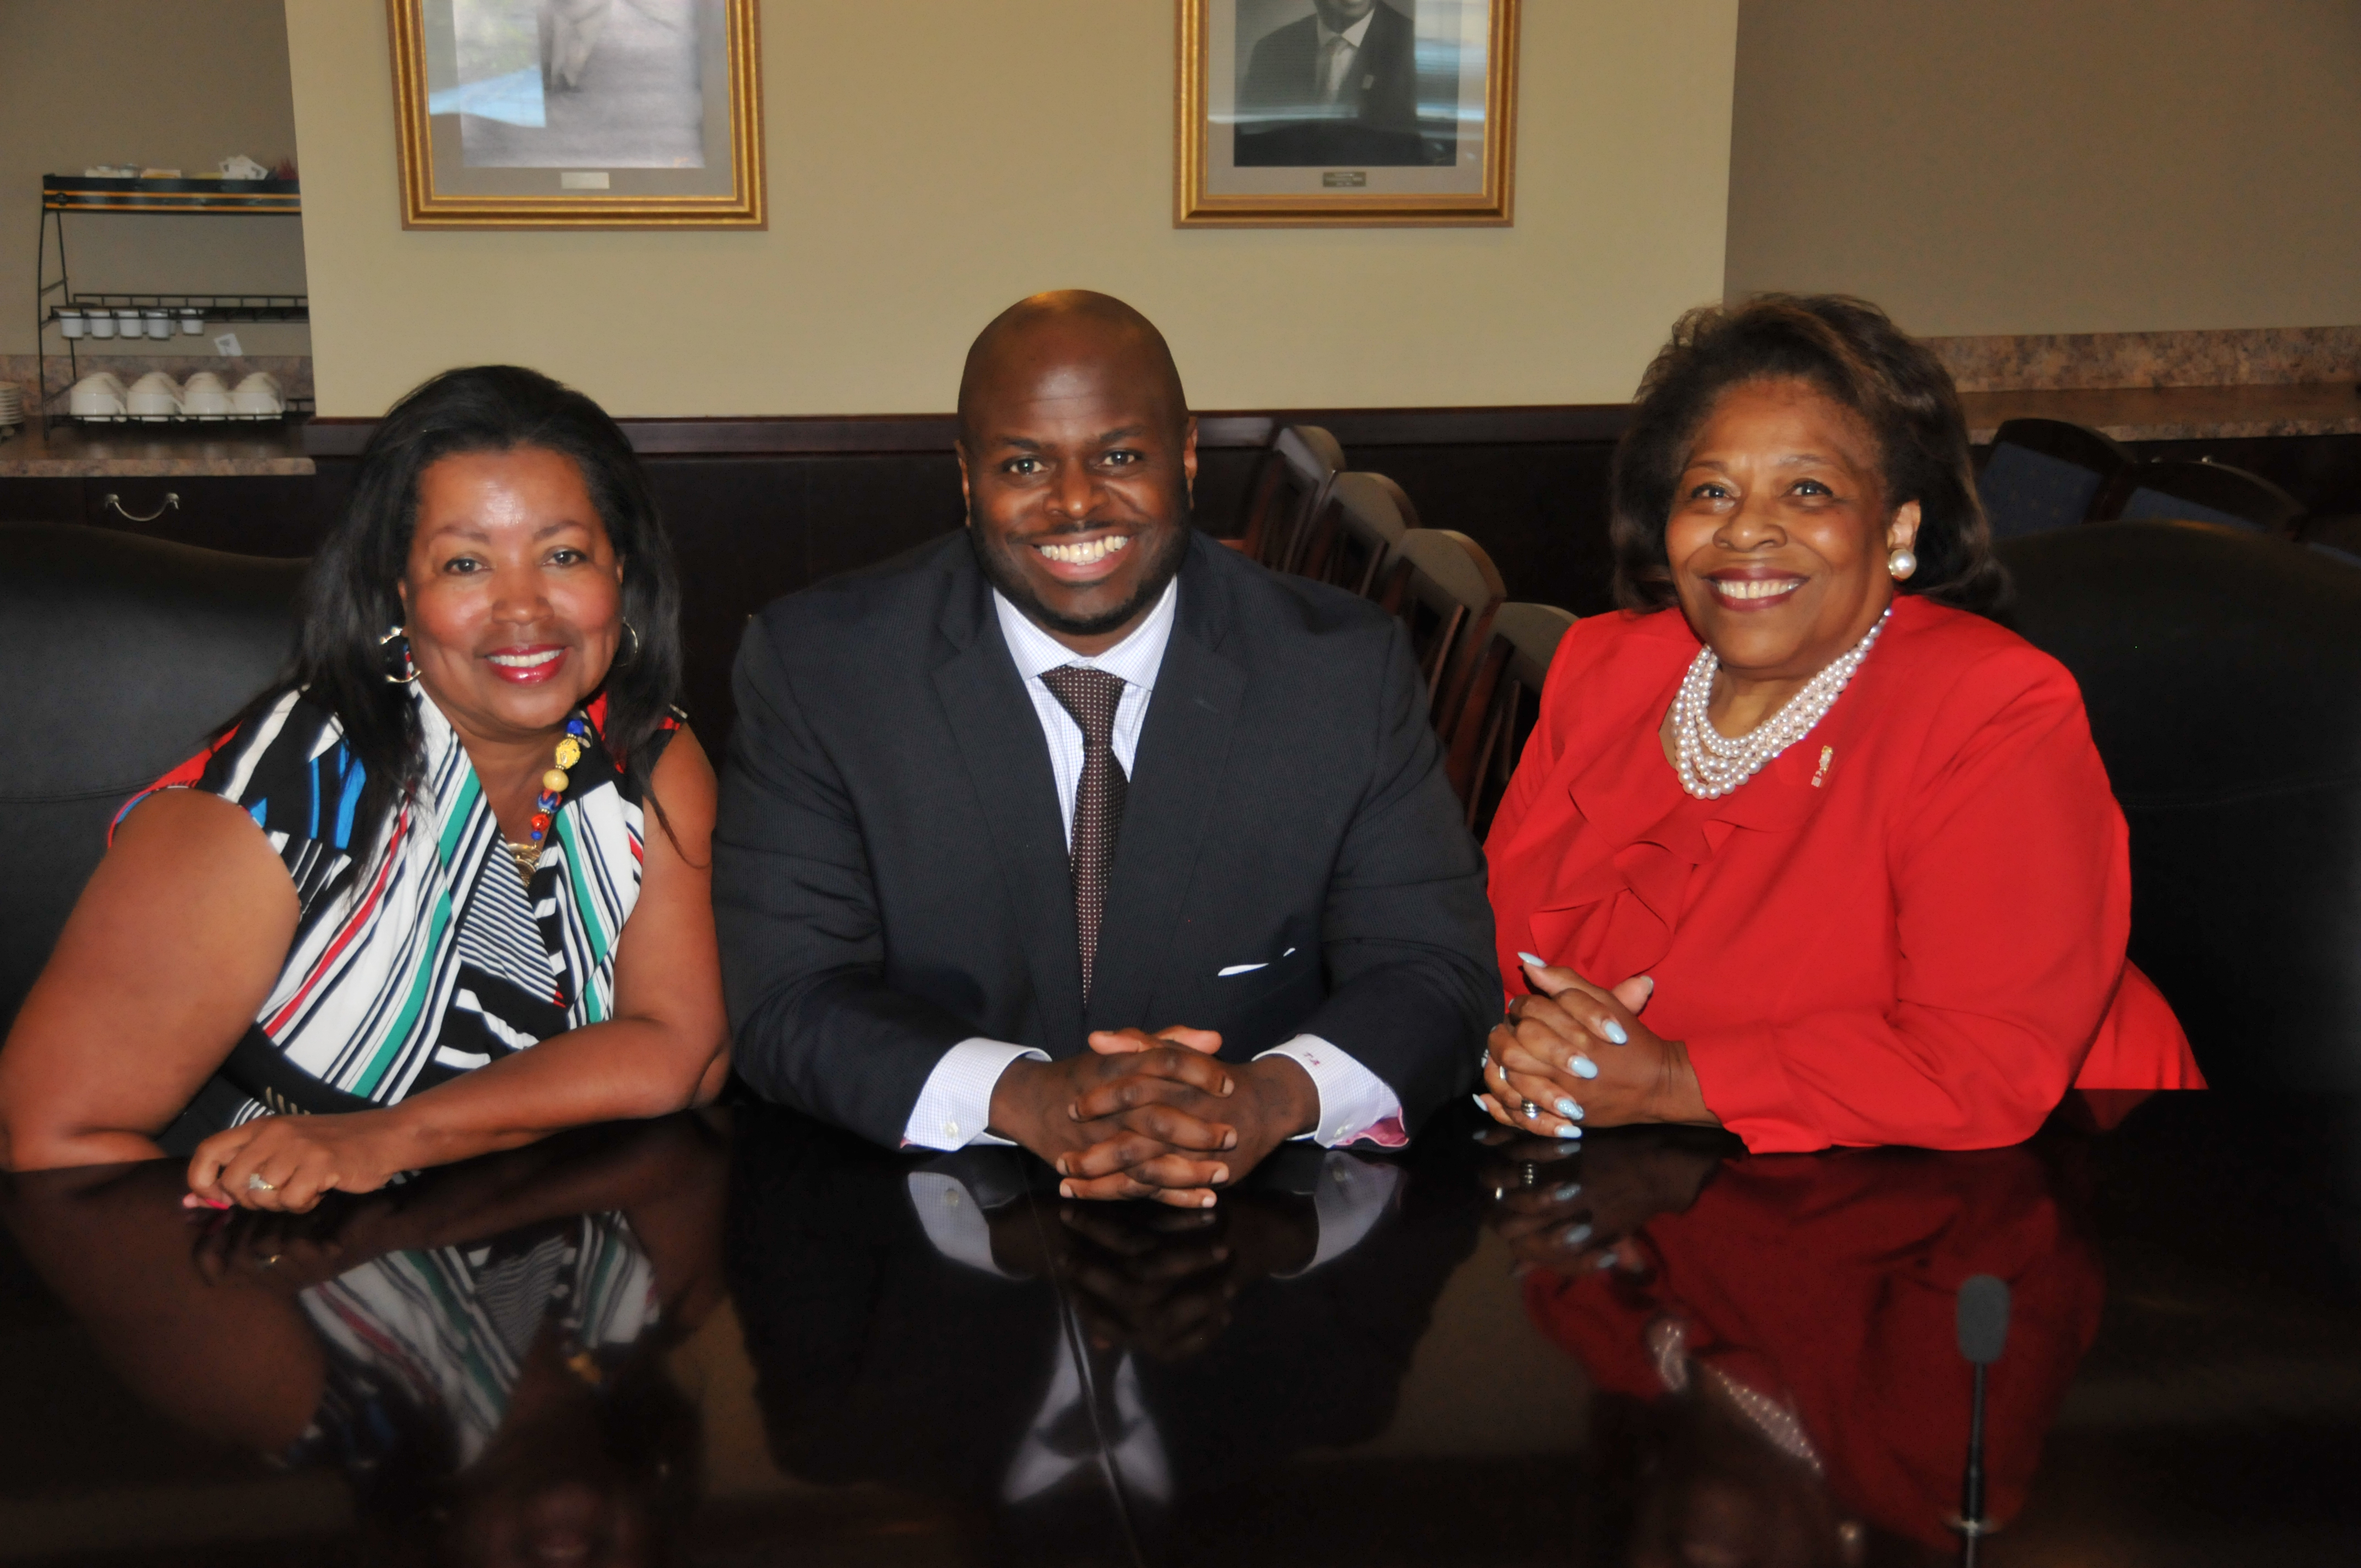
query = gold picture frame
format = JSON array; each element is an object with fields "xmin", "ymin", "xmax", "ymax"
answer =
[
  {"xmin": 389, "ymin": 0, "xmax": 765, "ymax": 230},
  {"xmin": 1178, "ymin": 0, "xmax": 1517, "ymax": 227}
]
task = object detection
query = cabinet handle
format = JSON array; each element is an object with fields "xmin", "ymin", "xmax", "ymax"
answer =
[{"xmin": 102, "ymin": 492, "xmax": 180, "ymax": 524}]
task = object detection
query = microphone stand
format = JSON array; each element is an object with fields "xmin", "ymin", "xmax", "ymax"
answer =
[{"xmin": 1949, "ymin": 1274, "xmax": 2010, "ymax": 1563}]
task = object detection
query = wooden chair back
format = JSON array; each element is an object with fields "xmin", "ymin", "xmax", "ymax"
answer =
[
  {"xmin": 1446, "ymin": 602, "xmax": 1577, "ymax": 832},
  {"xmin": 2108, "ymin": 458, "xmax": 2305, "ymax": 536},
  {"xmin": 1236, "ymin": 424, "xmax": 1343, "ymax": 568},
  {"xmin": 1374, "ymin": 527, "xmax": 1508, "ymax": 734},
  {"xmin": 1977, "ymin": 418, "xmax": 2136, "ymax": 539},
  {"xmin": 1298, "ymin": 471, "xmax": 1419, "ymax": 593}
]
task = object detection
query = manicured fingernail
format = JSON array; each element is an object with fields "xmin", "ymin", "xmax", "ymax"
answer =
[
  {"xmin": 1059, "ymin": 1181, "xmax": 1076, "ymax": 1199},
  {"xmin": 1553, "ymin": 1182, "xmax": 1583, "ymax": 1201},
  {"xmin": 1068, "ymin": 1102, "xmax": 1080, "ymax": 1121},
  {"xmin": 1220, "ymin": 1077, "xmax": 1234, "ymax": 1096},
  {"xmin": 1569, "ymin": 1054, "xmax": 1599, "ymax": 1080},
  {"xmin": 1517, "ymin": 951, "xmax": 1547, "ymax": 967},
  {"xmin": 1472, "ymin": 1125, "xmax": 1495, "ymax": 1140},
  {"xmin": 1602, "ymin": 1021, "xmax": 1629, "ymax": 1046},
  {"xmin": 1555, "ymin": 1098, "xmax": 1585, "ymax": 1120},
  {"xmin": 1222, "ymin": 1130, "xmax": 1238, "ymax": 1149},
  {"xmin": 1200, "ymin": 1193, "xmax": 1218, "ymax": 1208},
  {"xmin": 1636, "ymin": 976, "xmax": 1656, "ymax": 996},
  {"xmin": 1562, "ymin": 1223, "xmax": 1594, "ymax": 1246},
  {"xmin": 1211, "ymin": 1166, "xmax": 1230, "ymax": 1185},
  {"xmin": 1553, "ymin": 1124, "xmax": 1581, "ymax": 1140},
  {"xmin": 1596, "ymin": 1252, "xmax": 1619, "ymax": 1270},
  {"xmin": 1471, "ymin": 1094, "xmax": 1488, "ymax": 1111},
  {"xmin": 1054, "ymin": 1156, "xmax": 1068, "ymax": 1176}
]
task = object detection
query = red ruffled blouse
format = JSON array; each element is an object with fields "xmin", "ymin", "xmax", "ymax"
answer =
[{"xmin": 1484, "ymin": 595, "xmax": 2205, "ymax": 1153}]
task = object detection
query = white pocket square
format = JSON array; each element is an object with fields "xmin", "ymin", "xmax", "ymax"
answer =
[{"xmin": 1217, "ymin": 948, "xmax": 1296, "ymax": 978}]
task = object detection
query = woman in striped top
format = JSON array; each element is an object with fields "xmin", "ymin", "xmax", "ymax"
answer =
[{"xmin": 0, "ymin": 366, "xmax": 729, "ymax": 1210}]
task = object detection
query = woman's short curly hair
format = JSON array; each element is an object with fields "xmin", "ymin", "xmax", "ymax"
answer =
[{"xmin": 1608, "ymin": 294, "xmax": 2004, "ymax": 614}]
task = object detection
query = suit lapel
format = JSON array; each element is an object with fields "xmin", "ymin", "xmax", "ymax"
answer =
[
  {"xmin": 929, "ymin": 553, "xmax": 1087, "ymax": 1053},
  {"xmin": 1090, "ymin": 540, "xmax": 1247, "ymax": 1036}
]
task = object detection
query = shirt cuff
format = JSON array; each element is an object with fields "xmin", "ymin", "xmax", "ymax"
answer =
[
  {"xmin": 1278, "ymin": 1155, "xmax": 1403, "ymax": 1277},
  {"xmin": 1255, "ymin": 1035, "xmax": 1407, "ymax": 1148},
  {"xmin": 902, "ymin": 1038, "xmax": 1048, "ymax": 1151}
]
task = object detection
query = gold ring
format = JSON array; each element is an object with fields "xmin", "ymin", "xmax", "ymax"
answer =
[{"xmin": 245, "ymin": 1173, "xmax": 276, "ymax": 1193}]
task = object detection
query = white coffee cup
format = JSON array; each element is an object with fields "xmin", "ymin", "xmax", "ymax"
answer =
[
  {"xmin": 58, "ymin": 308, "xmax": 86, "ymax": 339},
  {"xmin": 178, "ymin": 309, "xmax": 204, "ymax": 335},
  {"xmin": 88, "ymin": 312, "xmax": 116, "ymax": 339},
  {"xmin": 127, "ymin": 372, "xmax": 183, "ymax": 418},
  {"xmin": 116, "ymin": 309, "xmax": 144, "ymax": 339},
  {"xmin": 182, "ymin": 373, "xmax": 233, "ymax": 417},
  {"xmin": 231, "ymin": 374, "xmax": 282, "ymax": 417},
  {"xmin": 143, "ymin": 311, "xmax": 172, "ymax": 340},
  {"xmin": 69, "ymin": 375, "xmax": 127, "ymax": 417}
]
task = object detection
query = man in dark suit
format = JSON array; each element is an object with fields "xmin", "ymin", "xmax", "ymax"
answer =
[
  {"xmin": 1234, "ymin": 0, "xmax": 1441, "ymax": 167},
  {"xmin": 715, "ymin": 290, "xmax": 1493, "ymax": 1206}
]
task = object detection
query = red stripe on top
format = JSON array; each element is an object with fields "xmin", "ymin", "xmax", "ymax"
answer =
[
  {"xmin": 263, "ymin": 805, "xmax": 410, "ymax": 1038},
  {"xmin": 109, "ymin": 726, "xmax": 241, "ymax": 846}
]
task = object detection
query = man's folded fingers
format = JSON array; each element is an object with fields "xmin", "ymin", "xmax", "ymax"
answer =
[
  {"xmin": 1059, "ymin": 1170, "xmax": 1157, "ymax": 1201},
  {"xmin": 1127, "ymin": 1151, "xmax": 1231, "ymax": 1191}
]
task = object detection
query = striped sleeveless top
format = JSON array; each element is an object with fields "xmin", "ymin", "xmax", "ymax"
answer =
[{"xmin": 124, "ymin": 684, "xmax": 677, "ymax": 1143}]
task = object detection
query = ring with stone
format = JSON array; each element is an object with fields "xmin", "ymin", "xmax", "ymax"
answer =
[{"xmin": 245, "ymin": 1173, "xmax": 276, "ymax": 1193}]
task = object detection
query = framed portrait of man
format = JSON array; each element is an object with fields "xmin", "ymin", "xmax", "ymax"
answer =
[
  {"xmin": 388, "ymin": 0, "xmax": 765, "ymax": 228},
  {"xmin": 1178, "ymin": 0, "xmax": 1518, "ymax": 226}
]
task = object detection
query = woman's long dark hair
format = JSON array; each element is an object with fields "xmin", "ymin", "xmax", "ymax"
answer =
[
  {"xmin": 1609, "ymin": 294, "xmax": 2005, "ymax": 616},
  {"xmin": 235, "ymin": 365, "xmax": 683, "ymax": 867}
]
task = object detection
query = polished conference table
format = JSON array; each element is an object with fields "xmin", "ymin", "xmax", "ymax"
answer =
[{"xmin": 2, "ymin": 1091, "xmax": 2358, "ymax": 1565}]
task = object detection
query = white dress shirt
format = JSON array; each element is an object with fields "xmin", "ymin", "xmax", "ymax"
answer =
[
  {"xmin": 1315, "ymin": 8, "xmax": 1378, "ymax": 102},
  {"xmin": 900, "ymin": 579, "xmax": 1406, "ymax": 1152}
]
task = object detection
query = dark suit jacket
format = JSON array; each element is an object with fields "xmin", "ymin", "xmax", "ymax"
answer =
[
  {"xmin": 1235, "ymin": 2, "xmax": 1442, "ymax": 167},
  {"xmin": 714, "ymin": 529, "xmax": 1494, "ymax": 1150}
]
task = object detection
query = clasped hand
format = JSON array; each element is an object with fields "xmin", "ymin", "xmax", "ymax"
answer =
[
  {"xmin": 1478, "ymin": 959, "xmax": 1716, "ymax": 1139},
  {"xmin": 989, "ymin": 1026, "xmax": 1316, "ymax": 1208}
]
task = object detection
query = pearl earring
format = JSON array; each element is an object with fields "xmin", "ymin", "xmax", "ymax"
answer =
[{"xmin": 1887, "ymin": 547, "xmax": 1917, "ymax": 580}]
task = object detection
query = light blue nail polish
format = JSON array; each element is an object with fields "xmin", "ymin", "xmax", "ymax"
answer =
[
  {"xmin": 1555, "ymin": 1098, "xmax": 1585, "ymax": 1121},
  {"xmin": 1553, "ymin": 1182, "xmax": 1583, "ymax": 1201},
  {"xmin": 1569, "ymin": 1054, "xmax": 1600, "ymax": 1080},
  {"xmin": 1603, "ymin": 1021, "xmax": 1629, "ymax": 1046},
  {"xmin": 1553, "ymin": 1124, "xmax": 1582, "ymax": 1139},
  {"xmin": 1562, "ymin": 1222, "xmax": 1594, "ymax": 1246},
  {"xmin": 1517, "ymin": 951, "xmax": 1547, "ymax": 967},
  {"xmin": 1596, "ymin": 1252, "xmax": 1619, "ymax": 1270}
]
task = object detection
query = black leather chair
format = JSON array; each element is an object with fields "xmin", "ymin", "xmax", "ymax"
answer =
[
  {"xmin": 1998, "ymin": 520, "xmax": 2361, "ymax": 1089},
  {"xmin": 0, "ymin": 524, "xmax": 304, "ymax": 1031}
]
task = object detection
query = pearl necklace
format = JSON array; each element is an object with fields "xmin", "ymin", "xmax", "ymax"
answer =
[{"xmin": 1672, "ymin": 607, "xmax": 1890, "ymax": 799}]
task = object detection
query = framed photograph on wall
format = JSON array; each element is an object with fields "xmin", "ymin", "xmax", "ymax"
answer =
[
  {"xmin": 1178, "ymin": 0, "xmax": 1518, "ymax": 226},
  {"xmin": 388, "ymin": 0, "xmax": 764, "ymax": 228}
]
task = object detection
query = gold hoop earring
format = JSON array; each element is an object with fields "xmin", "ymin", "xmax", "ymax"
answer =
[
  {"xmin": 1887, "ymin": 547, "xmax": 1918, "ymax": 580},
  {"xmin": 379, "ymin": 626, "xmax": 421, "ymax": 685}
]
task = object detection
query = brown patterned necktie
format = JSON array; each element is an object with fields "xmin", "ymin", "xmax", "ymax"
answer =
[{"xmin": 1039, "ymin": 664, "xmax": 1129, "ymax": 1004}]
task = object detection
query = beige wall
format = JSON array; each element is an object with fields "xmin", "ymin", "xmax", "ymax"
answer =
[
  {"xmin": 1724, "ymin": 0, "xmax": 2361, "ymax": 337},
  {"xmin": 282, "ymin": 1, "xmax": 1740, "ymax": 419},
  {"xmin": 0, "ymin": 0, "xmax": 309, "ymax": 358}
]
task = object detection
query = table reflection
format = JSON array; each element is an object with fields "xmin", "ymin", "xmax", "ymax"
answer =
[
  {"xmin": 1480, "ymin": 1126, "xmax": 2102, "ymax": 1564},
  {"xmin": 8, "ymin": 1094, "xmax": 2360, "ymax": 1564},
  {"xmin": 0, "ymin": 1115, "xmax": 728, "ymax": 1567},
  {"xmin": 725, "ymin": 1107, "xmax": 1480, "ymax": 1555}
]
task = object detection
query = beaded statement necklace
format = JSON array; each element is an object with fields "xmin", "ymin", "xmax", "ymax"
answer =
[
  {"xmin": 1672, "ymin": 607, "xmax": 1890, "ymax": 800},
  {"xmin": 504, "ymin": 714, "xmax": 592, "ymax": 887}
]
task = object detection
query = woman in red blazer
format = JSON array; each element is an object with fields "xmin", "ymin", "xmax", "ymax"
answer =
[{"xmin": 1480, "ymin": 297, "xmax": 2204, "ymax": 1153}]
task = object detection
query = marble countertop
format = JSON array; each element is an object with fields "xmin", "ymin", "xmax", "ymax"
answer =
[
  {"xmin": 0, "ymin": 420, "xmax": 314, "ymax": 477},
  {"xmin": 1961, "ymin": 382, "xmax": 2361, "ymax": 444}
]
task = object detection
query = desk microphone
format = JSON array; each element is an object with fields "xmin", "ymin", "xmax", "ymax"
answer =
[{"xmin": 1951, "ymin": 1274, "xmax": 2012, "ymax": 1560}]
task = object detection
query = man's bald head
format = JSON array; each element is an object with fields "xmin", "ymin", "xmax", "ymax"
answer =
[{"xmin": 956, "ymin": 291, "xmax": 1189, "ymax": 454}]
